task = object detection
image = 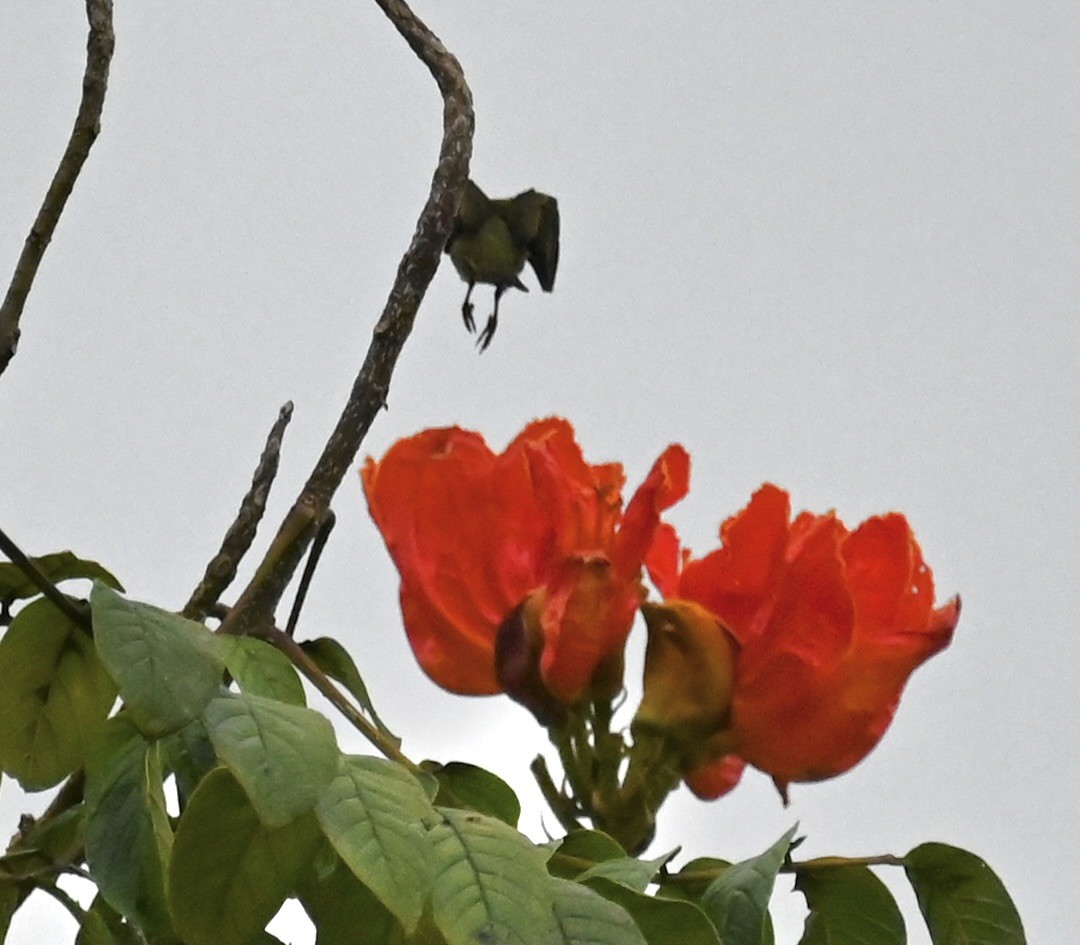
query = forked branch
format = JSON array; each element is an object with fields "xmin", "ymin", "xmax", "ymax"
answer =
[{"xmin": 220, "ymin": 0, "xmax": 474, "ymax": 637}]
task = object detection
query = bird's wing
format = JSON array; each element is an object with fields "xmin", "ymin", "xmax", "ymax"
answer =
[
  {"xmin": 446, "ymin": 179, "xmax": 492, "ymax": 255},
  {"xmin": 524, "ymin": 192, "xmax": 559, "ymax": 292}
]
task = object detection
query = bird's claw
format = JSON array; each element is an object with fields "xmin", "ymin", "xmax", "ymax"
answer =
[
  {"xmin": 477, "ymin": 316, "xmax": 498, "ymax": 353},
  {"xmin": 461, "ymin": 301, "xmax": 475, "ymax": 334}
]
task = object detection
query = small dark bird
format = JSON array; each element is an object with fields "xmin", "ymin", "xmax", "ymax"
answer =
[{"xmin": 445, "ymin": 179, "xmax": 560, "ymax": 351}]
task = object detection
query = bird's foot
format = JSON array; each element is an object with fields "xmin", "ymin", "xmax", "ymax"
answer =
[
  {"xmin": 462, "ymin": 301, "xmax": 476, "ymax": 334},
  {"xmin": 477, "ymin": 315, "xmax": 498, "ymax": 352}
]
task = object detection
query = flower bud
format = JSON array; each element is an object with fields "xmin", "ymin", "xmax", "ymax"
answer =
[{"xmin": 632, "ymin": 600, "xmax": 737, "ymax": 771}]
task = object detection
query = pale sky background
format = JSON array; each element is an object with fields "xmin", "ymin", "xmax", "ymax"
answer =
[{"xmin": 2, "ymin": 3, "xmax": 1077, "ymax": 943}]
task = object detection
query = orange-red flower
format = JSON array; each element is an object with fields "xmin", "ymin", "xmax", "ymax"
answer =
[
  {"xmin": 642, "ymin": 484, "xmax": 960, "ymax": 799},
  {"xmin": 362, "ymin": 418, "xmax": 688, "ymax": 714}
]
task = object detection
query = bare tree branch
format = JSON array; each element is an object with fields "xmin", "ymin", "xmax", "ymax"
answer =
[
  {"xmin": 219, "ymin": 0, "xmax": 473, "ymax": 637},
  {"xmin": 0, "ymin": 0, "xmax": 115, "ymax": 379},
  {"xmin": 183, "ymin": 402, "xmax": 294, "ymax": 621}
]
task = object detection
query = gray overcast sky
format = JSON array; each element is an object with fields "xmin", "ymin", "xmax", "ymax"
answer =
[{"xmin": 2, "ymin": 2, "xmax": 1077, "ymax": 942}]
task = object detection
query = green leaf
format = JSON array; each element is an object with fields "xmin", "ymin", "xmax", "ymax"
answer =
[
  {"xmin": 0, "ymin": 597, "xmax": 117, "ymax": 789},
  {"xmin": 655, "ymin": 858, "xmax": 730, "ymax": 903},
  {"xmin": 583, "ymin": 877, "xmax": 721, "ymax": 945},
  {"xmin": 297, "ymin": 857, "xmax": 403, "ymax": 945},
  {"xmin": 551, "ymin": 877, "xmax": 647, "ymax": 945},
  {"xmin": 0, "ymin": 552, "xmax": 122, "ymax": 602},
  {"xmin": 90, "ymin": 584, "xmax": 225, "ymax": 737},
  {"xmin": 578, "ymin": 850, "xmax": 678, "ymax": 893},
  {"xmin": 83, "ymin": 716, "xmax": 173, "ymax": 936},
  {"xmin": 549, "ymin": 830, "xmax": 627, "ymax": 880},
  {"xmin": 315, "ymin": 755, "xmax": 434, "ymax": 933},
  {"xmin": 427, "ymin": 807, "xmax": 559, "ymax": 945},
  {"xmin": 300, "ymin": 636, "xmax": 399, "ymax": 744},
  {"xmin": 220, "ymin": 636, "xmax": 306, "ymax": 706},
  {"xmin": 905, "ymin": 843, "xmax": 1026, "ymax": 945},
  {"xmin": 168, "ymin": 768, "xmax": 322, "ymax": 945},
  {"xmin": 700, "ymin": 825, "xmax": 797, "ymax": 945},
  {"xmin": 0, "ymin": 878, "xmax": 19, "ymax": 943},
  {"xmin": 795, "ymin": 864, "xmax": 905, "ymax": 945},
  {"xmin": 202, "ymin": 690, "xmax": 338, "ymax": 827},
  {"xmin": 422, "ymin": 760, "xmax": 521, "ymax": 827}
]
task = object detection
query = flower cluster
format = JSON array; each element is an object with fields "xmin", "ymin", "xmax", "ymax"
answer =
[{"xmin": 362, "ymin": 419, "xmax": 959, "ymax": 800}]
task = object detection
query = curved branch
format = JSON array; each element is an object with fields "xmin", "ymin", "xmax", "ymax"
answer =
[
  {"xmin": 0, "ymin": 0, "xmax": 115, "ymax": 379},
  {"xmin": 220, "ymin": 0, "xmax": 473, "ymax": 637}
]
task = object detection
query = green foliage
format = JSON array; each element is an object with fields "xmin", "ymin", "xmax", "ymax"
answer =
[
  {"xmin": 582, "ymin": 877, "xmax": 721, "ymax": 945},
  {"xmin": 82, "ymin": 716, "xmax": 173, "ymax": 938},
  {"xmin": 699, "ymin": 825, "xmax": 796, "ymax": 945},
  {"xmin": 577, "ymin": 849, "xmax": 678, "ymax": 893},
  {"xmin": 550, "ymin": 878, "xmax": 647, "ymax": 945},
  {"xmin": 0, "ymin": 583, "xmax": 1026, "ymax": 945},
  {"xmin": 905, "ymin": 843, "xmax": 1026, "ymax": 945},
  {"xmin": 0, "ymin": 552, "xmax": 121, "ymax": 602},
  {"xmin": 301, "ymin": 636, "xmax": 399, "ymax": 744},
  {"xmin": 202, "ymin": 690, "xmax": 339, "ymax": 827},
  {"xmin": 0, "ymin": 597, "xmax": 117, "ymax": 789},
  {"xmin": 796, "ymin": 864, "xmax": 905, "ymax": 945},
  {"xmin": 426, "ymin": 807, "xmax": 560, "ymax": 945},
  {"xmin": 221, "ymin": 636, "xmax": 306, "ymax": 706},
  {"xmin": 75, "ymin": 896, "xmax": 145, "ymax": 945},
  {"xmin": 422, "ymin": 760, "xmax": 521, "ymax": 827},
  {"xmin": 315, "ymin": 755, "xmax": 434, "ymax": 933},
  {"xmin": 297, "ymin": 858, "xmax": 405, "ymax": 945},
  {"xmin": 90, "ymin": 584, "xmax": 225, "ymax": 737},
  {"xmin": 168, "ymin": 768, "xmax": 322, "ymax": 945},
  {"xmin": 549, "ymin": 830, "xmax": 627, "ymax": 880}
]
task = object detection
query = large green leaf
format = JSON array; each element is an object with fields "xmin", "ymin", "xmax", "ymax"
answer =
[
  {"xmin": 0, "ymin": 598, "xmax": 117, "ymax": 789},
  {"xmin": 905, "ymin": 843, "xmax": 1026, "ymax": 945},
  {"xmin": 315, "ymin": 755, "xmax": 434, "ymax": 933},
  {"xmin": 700, "ymin": 825, "xmax": 796, "ymax": 945},
  {"xmin": 551, "ymin": 877, "xmax": 647, "ymax": 945},
  {"xmin": 202, "ymin": 690, "xmax": 338, "ymax": 827},
  {"xmin": 796, "ymin": 864, "xmax": 905, "ymax": 945},
  {"xmin": 90, "ymin": 584, "xmax": 225, "ymax": 737},
  {"xmin": 168, "ymin": 767, "xmax": 322, "ymax": 945},
  {"xmin": 577, "ymin": 850, "xmax": 678, "ymax": 893},
  {"xmin": 297, "ymin": 857, "xmax": 403, "ymax": 945},
  {"xmin": 83, "ymin": 716, "xmax": 173, "ymax": 937},
  {"xmin": 583, "ymin": 877, "xmax": 721, "ymax": 945},
  {"xmin": 0, "ymin": 552, "xmax": 122, "ymax": 602},
  {"xmin": 427, "ymin": 807, "xmax": 559, "ymax": 945},
  {"xmin": 221, "ymin": 636, "xmax": 306, "ymax": 706},
  {"xmin": 423, "ymin": 760, "xmax": 521, "ymax": 827},
  {"xmin": 300, "ymin": 636, "xmax": 398, "ymax": 744}
]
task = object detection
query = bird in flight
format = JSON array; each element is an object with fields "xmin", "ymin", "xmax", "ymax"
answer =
[{"xmin": 445, "ymin": 180, "xmax": 560, "ymax": 351}]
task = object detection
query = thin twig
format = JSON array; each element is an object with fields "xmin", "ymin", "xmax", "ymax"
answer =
[
  {"xmin": 183, "ymin": 402, "xmax": 294, "ymax": 620},
  {"xmin": 284, "ymin": 510, "xmax": 335, "ymax": 637},
  {"xmin": 0, "ymin": 0, "xmax": 115, "ymax": 379},
  {"xmin": 0, "ymin": 527, "xmax": 91, "ymax": 629},
  {"xmin": 219, "ymin": 0, "xmax": 473, "ymax": 638}
]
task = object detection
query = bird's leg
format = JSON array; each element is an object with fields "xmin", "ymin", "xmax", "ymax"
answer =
[
  {"xmin": 477, "ymin": 286, "xmax": 506, "ymax": 352},
  {"xmin": 462, "ymin": 282, "xmax": 476, "ymax": 333}
]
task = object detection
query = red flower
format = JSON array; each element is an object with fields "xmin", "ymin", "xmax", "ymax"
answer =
[
  {"xmin": 642, "ymin": 484, "xmax": 960, "ymax": 798},
  {"xmin": 362, "ymin": 419, "xmax": 688, "ymax": 712}
]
